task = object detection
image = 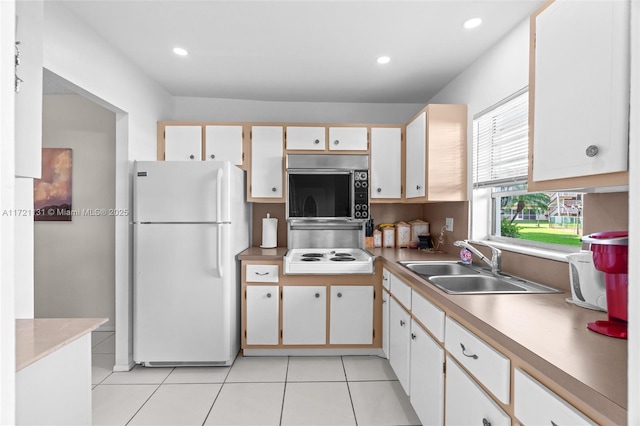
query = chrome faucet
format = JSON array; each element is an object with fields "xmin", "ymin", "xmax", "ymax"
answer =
[{"xmin": 453, "ymin": 240, "xmax": 502, "ymax": 274}]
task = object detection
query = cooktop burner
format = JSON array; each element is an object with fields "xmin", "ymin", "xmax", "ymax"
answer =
[
  {"xmin": 301, "ymin": 257, "xmax": 321, "ymax": 262},
  {"xmin": 333, "ymin": 253, "xmax": 353, "ymax": 257},
  {"xmin": 284, "ymin": 248, "xmax": 374, "ymax": 274},
  {"xmin": 330, "ymin": 257, "xmax": 356, "ymax": 261},
  {"xmin": 302, "ymin": 253, "xmax": 325, "ymax": 258}
]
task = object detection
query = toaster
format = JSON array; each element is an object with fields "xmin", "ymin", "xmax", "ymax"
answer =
[{"xmin": 566, "ymin": 251, "xmax": 607, "ymax": 311}]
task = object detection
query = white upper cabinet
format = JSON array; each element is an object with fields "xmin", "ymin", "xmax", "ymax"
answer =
[
  {"xmin": 531, "ymin": 0, "xmax": 629, "ymax": 184},
  {"xmin": 250, "ymin": 126, "xmax": 284, "ymax": 200},
  {"xmin": 370, "ymin": 127, "xmax": 402, "ymax": 199},
  {"xmin": 164, "ymin": 126, "xmax": 202, "ymax": 161},
  {"xmin": 405, "ymin": 112, "xmax": 426, "ymax": 199},
  {"xmin": 286, "ymin": 126, "xmax": 326, "ymax": 150},
  {"xmin": 328, "ymin": 127, "xmax": 368, "ymax": 151},
  {"xmin": 205, "ymin": 125, "xmax": 243, "ymax": 165}
]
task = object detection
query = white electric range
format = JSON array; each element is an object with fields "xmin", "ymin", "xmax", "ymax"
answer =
[{"xmin": 283, "ymin": 248, "xmax": 374, "ymax": 275}]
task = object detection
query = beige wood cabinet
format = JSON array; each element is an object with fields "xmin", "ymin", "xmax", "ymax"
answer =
[
  {"xmin": 405, "ymin": 104, "xmax": 468, "ymax": 202},
  {"xmin": 528, "ymin": 0, "xmax": 630, "ymax": 191},
  {"xmin": 241, "ymin": 260, "xmax": 381, "ymax": 351}
]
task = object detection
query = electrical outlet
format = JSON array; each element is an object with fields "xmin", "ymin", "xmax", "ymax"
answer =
[{"xmin": 445, "ymin": 218, "xmax": 454, "ymax": 232}]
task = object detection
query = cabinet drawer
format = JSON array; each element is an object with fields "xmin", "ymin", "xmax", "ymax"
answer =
[
  {"xmin": 514, "ymin": 369, "xmax": 596, "ymax": 425},
  {"xmin": 389, "ymin": 273, "xmax": 411, "ymax": 309},
  {"xmin": 411, "ymin": 290, "xmax": 444, "ymax": 342},
  {"xmin": 382, "ymin": 268, "xmax": 391, "ymax": 291},
  {"xmin": 445, "ymin": 318, "xmax": 510, "ymax": 404},
  {"xmin": 246, "ymin": 265, "xmax": 279, "ymax": 282}
]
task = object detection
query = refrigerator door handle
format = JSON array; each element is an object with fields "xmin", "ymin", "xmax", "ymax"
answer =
[
  {"xmin": 215, "ymin": 168, "xmax": 223, "ymax": 222},
  {"xmin": 215, "ymin": 224, "xmax": 223, "ymax": 279}
]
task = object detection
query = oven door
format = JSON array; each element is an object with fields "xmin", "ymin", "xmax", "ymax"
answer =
[{"xmin": 286, "ymin": 170, "xmax": 353, "ymax": 220}]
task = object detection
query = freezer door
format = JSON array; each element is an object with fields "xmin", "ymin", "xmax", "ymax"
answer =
[
  {"xmin": 134, "ymin": 223, "xmax": 236, "ymax": 364},
  {"xmin": 133, "ymin": 161, "xmax": 231, "ymax": 223}
]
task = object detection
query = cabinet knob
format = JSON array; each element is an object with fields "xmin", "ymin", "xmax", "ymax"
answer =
[
  {"xmin": 315, "ymin": 293, "xmax": 320, "ymax": 298},
  {"xmin": 337, "ymin": 292, "xmax": 343, "ymax": 298},
  {"xmin": 416, "ymin": 185, "xmax": 421, "ymax": 190},
  {"xmin": 377, "ymin": 188, "xmax": 382, "ymax": 193},
  {"xmin": 266, "ymin": 293, "xmax": 272, "ymax": 298},
  {"xmin": 400, "ymin": 320, "xmax": 405, "ymax": 326},
  {"xmin": 585, "ymin": 145, "xmax": 599, "ymax": 157},
  {"xmin": 189, "ymin": 154, "xmax": 195, "ymax": 160},
  {"xmin": 210, "ymin": 154, "xmax": 215, "ymax": 159},
  {"xmin": 411, "ymin": 333, "xmax": 416, "ymax": 340},
  {"xmin": 272, "ymin": 187, "xmax": 277, "ymax": 192},
  {"xmin": 314, "ymin": 139, "xmax": 320, "ymax": 145},
  {"xmin": 334, "ymin": 139, "xmax": 340, "ymax": 145},
  {"xmin": 482, "ymin": 418, "xmax": 491, "ymax": 426}
]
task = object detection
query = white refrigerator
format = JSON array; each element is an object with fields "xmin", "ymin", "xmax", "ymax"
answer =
[{"xmin": 133, "ymin": 161, "xmax": 250, "ymax": 366}]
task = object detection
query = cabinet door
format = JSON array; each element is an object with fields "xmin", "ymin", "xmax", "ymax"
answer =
[
  {"xmin": 381, "ymin": 290, "xmax": 390, "ymax": 359},
  {"xmin": 250, "ymin": 126, "xmax": 284, "ymax": 199},
  {"xmin": 410, "ymin": 321, "xmax": 444, "ymax": 426},
  {"xmin": 389, "ymin": 298, "xmax": 411, "ymax": 395},
  {"xmin": 205, "ymin": 125, "xmax": 243, "ymax": 165},
  {"xmin": 165, "ymin": 126, "xmax": 202, "ymax": 161},
  {"xmin": 445, "ymin": 356, "xmax": 511, "ymax": 426},
  {"xmin": 370, "ymin": 128, "xmax": 402, "ymax": 199},
  {"xmin": 532, "ymin": 0, "xmax": 629, "ymax": 182},
  {"xmin": 514, "ymin": 369, "xmax": 596, "ymax": 426},
  {"xmin": 329, "ymin": 286, "xmax": 373, "ymax": 345},
  {"xmin": 245, "ymin": 285, "xmax": 279, "ymax": 345},
  {"xmin": 328, "ymin": 127, "xmax": 368, "ymax": 151},
  {"xmin": 405, "ymin": 112, "xmax": 426, "ymax": 199},
  {"xmin": 282, "ymin": 286, "xmax": 326, "ymax": 345},
  {"xmin": 286, "ymin": 126, "xmax": 325, "ymax": 150}
]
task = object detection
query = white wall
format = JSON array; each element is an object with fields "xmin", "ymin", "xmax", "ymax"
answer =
[
  {"xmin": 173, "ymin": 96, "xmax": 424, "ymax": 124},
  {"xmin": 42, "ymin": 1, "xmax": 173, "ymax": 371},
  {"xmin": 36, "ymin": 95, "xmax": 116, "ymax": 329},
  {"xmin": 0, "ymin": 1, "xmax": 16, "ymax": 422},
  {"xmin": 428, "ymin": 20, "xmax": 530, "ymax": 240}
]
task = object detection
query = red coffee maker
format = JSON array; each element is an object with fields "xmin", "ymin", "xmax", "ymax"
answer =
[{"xmin": 581, "ymin": 231, "xmax": 629, "ymax": 339}]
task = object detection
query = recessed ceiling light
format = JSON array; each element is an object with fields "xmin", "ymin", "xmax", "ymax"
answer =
[
  {"xmin": 377, "ymin": 56, "xmax": 391, "ymax": 64},
  {"xmin": 463, "ymin": 17, "xmax": 482, "ymax": 29},
  {"xmin": 173, "ymin": 47, "xmax": 188, "ymax": 56}
]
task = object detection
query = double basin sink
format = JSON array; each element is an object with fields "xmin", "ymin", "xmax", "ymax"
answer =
[{"xmin": 398, "ymin": 261, "xmax": 562, "ymax": 295}]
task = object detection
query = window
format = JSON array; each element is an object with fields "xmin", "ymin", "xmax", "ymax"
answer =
[{"xmin": 472, "ymin": 89, "xmax": 583, "ymax": 249}]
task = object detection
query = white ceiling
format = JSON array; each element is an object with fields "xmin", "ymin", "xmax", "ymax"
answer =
[{"xmin": 56, "ymin": 0, "xmax": 544, "ymax": 103}]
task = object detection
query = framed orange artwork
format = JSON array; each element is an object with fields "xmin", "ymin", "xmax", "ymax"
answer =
[{"xmin": 34, "ymin": 148, "xmax": 73, "ymax": 221}]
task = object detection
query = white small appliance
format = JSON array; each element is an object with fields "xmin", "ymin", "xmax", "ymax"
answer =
[
  {"xmin": 133, "ymin": 161, "xmax": 250, "ymax": 366},
  {"xmin": 566, "ymin": 251, "xmax": 607, "ymax": 311}
]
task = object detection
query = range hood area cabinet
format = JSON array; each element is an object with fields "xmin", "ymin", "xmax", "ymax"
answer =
[
  {"xmin": 405, "ymin": 104, "xmax": 468, "ymax": 202},
  {"xmin": 528, "ymin": 0, "xmax": 630, "ymax": 191}
]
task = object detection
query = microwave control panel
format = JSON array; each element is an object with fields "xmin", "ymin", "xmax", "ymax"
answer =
[{"xmin": 353, "ymin": 170, "xmax": 369, "ymax": 219}]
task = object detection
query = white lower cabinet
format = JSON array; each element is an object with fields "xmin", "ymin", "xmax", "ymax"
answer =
[
  {"xmin": 245, "ymin": 285, "xmax": 279, "ymax": 345},
  {"xmin": 410, "ymin": 320, "xmax": 444, "ymax": 426},
  {"xmin": 282, "ymin": 286, "xmax": 326, "ymax": 345},
  {"xmin": 445, "ymin": 355, "xmax": 511, "ymax": 426},
  {"xmin": 381, "ymin": 289, "xmax": 390, "ymax": 358},
  {"xmin": 389, "ymin": 297, "xmax": 411, "ymax": 394},
  {"xmin": 329, "ymin": 285, "xmax": 373, "ymax": 345},
  {"xmin": 514, "ymin": 368, "xmax": 596, "ymax": 425}
]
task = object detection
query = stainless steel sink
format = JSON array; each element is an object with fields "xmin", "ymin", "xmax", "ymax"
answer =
[
  {"xmin": 398, "ymin": 261, "xmax": 481, "ymax": 277},
  {"xmin": 397, "ymin": 261, "xmax": 562, "ymax": 294}
]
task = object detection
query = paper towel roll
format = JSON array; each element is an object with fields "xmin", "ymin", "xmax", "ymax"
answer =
[{"xmin": 261, "ymin": 214, "xmax": 278, "ymax": 248}]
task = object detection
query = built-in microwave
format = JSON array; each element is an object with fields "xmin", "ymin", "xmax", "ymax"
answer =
[{"xmin": 286, "ymin": 154, "xmax": 369, "ymax": 221}]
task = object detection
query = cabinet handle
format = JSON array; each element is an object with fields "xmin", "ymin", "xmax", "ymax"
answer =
[
  {"xmin": 377, "ymin": 188, "xmax": 382, "ymax": 193},
  {"xmin": 551, "ymin": 422, "xmax": 558, "ymax": 426},
  {"xmin": 382, "ymin": 299, "xmax": 386, "ymax": 304},
  {"xmin": 210, "ymin": 154, "xmax": 215, "ymax": 159},
  {"xmin": 314, "ymin": 139, "xmax": 320, "ymax": 145},
  {"xmin": 400, "ymin": 320, "xmax": 405, "ymax": 326},
  {"xmin": 411, "ymin": 333, "xmax": 416, "ymax": 340},
  {"xmin": 334, "ymin": 139, "xmax": 340, "ymax": 145},
  {"xmin": 482, "ymin": 418, "xmax": 491, "ymax": 426},
  {"xmin": 337, "ymin": 292, "xmax": 343, "ymax": 298},
  {"xmin": 315, "ymin": 293, "xmax": 320, "ymax": 298},
  {"xmin": 585, "ymin": 145, "xmax": 599, "ymax": 157},
  {"xmin": 189, "ymin": 154, "xmax": 195, "ymax": 160},
  {"xmin": 254, "ymin": 272, "xmax": 270, "ymax": 276},
  {"xmin": 266, "ymin": 293, "xmax": 272, "ymax": 298},
  {"xmin": 272, "ymin": 187, "xmax": 277, "ymax": 192},
  {"xmin": 460, "ymin": 343, "xmax": 478, "ymax": 360}
]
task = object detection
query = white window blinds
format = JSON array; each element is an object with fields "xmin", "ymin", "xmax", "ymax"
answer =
[{"xmin": 473, "ymin": 89, "xmax": 529, "ymax": 188}]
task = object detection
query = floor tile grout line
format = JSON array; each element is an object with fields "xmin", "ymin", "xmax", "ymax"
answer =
[
  {"xmin": 277, "ymin": 356, "xmax": 291, "ymax": 426},
  {"xmin": 341, "ymin": 356, "xmax": 359, "ymax": 426},
  {"xmin": 123, "ymin": 383, "xmax": 162, "ymax": 426}
]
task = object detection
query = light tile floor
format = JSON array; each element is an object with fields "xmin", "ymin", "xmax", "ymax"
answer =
[{"xmin": 91, "ymin": 331, "xmax": 421, "ymax": 426}]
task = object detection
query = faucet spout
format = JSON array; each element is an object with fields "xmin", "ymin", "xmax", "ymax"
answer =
[{"xmin": 453, "ymin": 240, "xmax": 502, "ymax": 274}]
